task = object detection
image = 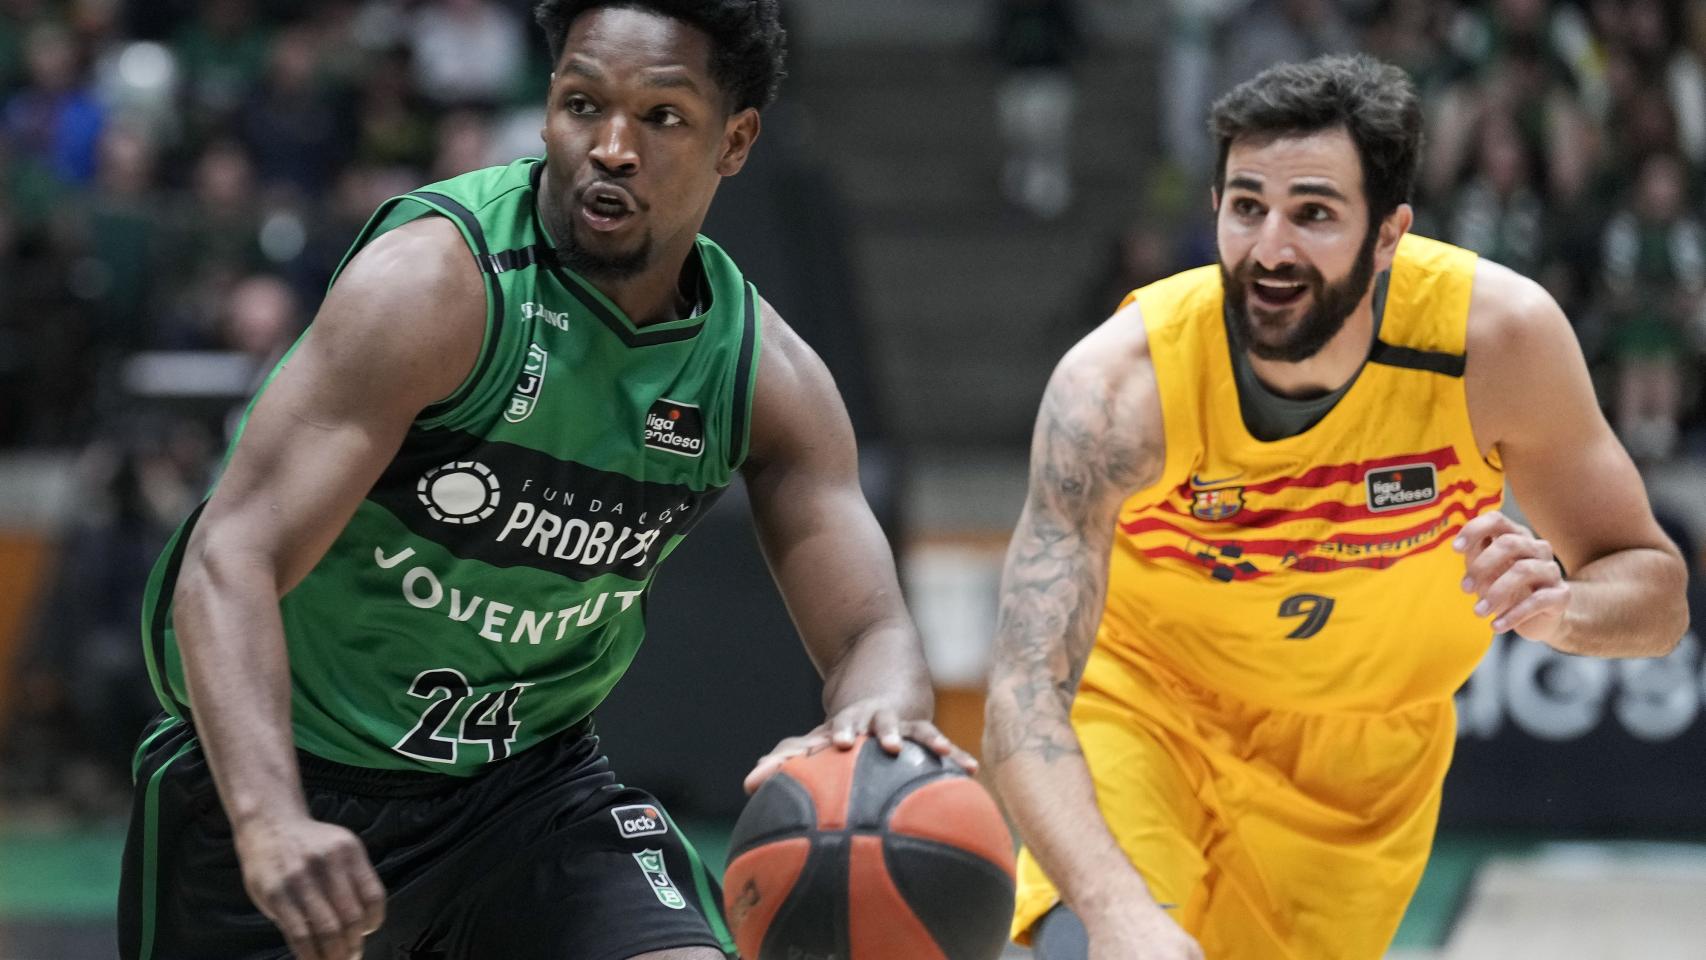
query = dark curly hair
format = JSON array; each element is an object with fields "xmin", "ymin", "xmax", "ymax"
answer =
[
  {"xmin": 533, "ymin": 0, "xmax": 787, "ymax": 113},
  {"xmin": 1209, "ymin": 54, "xmax": 1422, "ymax": 224}
]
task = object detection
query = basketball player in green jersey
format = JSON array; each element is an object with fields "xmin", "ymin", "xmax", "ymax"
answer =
[{"xmin": 119, "ymin": 3, "xmax": 972, "ymax": 959}]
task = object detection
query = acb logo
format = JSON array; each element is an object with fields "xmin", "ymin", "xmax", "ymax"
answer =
[{"xmin": 612, "ymin": 803, "xmax": 668, "ymax": 838}]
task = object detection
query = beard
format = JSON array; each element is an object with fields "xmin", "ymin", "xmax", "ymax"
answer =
[
  {"xmin": 539, "ymin": 179, "xmax": 656, "ymax": 282},
  {"xmin": 1222, "ymin": 226, "xmax": 1378, "ymax": 363},
  {"xmin": 555, "ymin": 218, "xmax": 655, "ymax": 282}
]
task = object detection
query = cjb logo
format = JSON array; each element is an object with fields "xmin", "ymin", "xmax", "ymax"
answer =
[{"xmin": 612, "ymin": 803, "xmax": 669, "ymax": 839}]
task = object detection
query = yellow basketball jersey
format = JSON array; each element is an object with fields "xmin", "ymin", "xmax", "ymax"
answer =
[{"xmin": 1098, "ymin": 234, "xmax": 1504, "ymax": 714}]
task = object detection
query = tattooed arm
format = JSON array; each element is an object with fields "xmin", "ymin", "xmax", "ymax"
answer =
[{"xmin": 983, "ymin": 306, "xmax": 1201, "ymax": 959}]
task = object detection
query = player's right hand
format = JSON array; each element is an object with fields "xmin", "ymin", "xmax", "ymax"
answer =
[
  {"xmin": 1086, "ymin": 902, "xmax": 1204, "ymax": 960},
  {"xmin": 234, "ymin": 815, "xmax": 387, "ymax": 960}
]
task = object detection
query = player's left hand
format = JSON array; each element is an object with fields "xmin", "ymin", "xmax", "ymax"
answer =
[
  {"xmin": 1455, "ymin": 511, "xmax": 1572, "ymax": 647},
  {"xmin": 742, "ymin": 701, "xmax": 978, "ymax": 794}
]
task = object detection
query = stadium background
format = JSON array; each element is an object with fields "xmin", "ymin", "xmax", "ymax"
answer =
[{"xmin": 1, "ymin": 0, "xmax": 1704, "ymax": 956}]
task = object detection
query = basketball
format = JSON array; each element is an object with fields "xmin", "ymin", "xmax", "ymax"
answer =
[{"xmin": 723, "ymin": 736, "xmax": 1016, "ymax": 960}]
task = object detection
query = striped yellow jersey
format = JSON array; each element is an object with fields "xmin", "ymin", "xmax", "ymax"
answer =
[{"xmin": 1098, "ymin": 234, "xmax": 1503, "ymax": 714}]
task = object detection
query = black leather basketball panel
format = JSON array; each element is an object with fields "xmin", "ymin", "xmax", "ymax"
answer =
[
  {"xmin": 760, "ymin": 831, "xmax": 851, "ymax": 960},
  {"xmin": 728, "ymin": 773, "xmax": 816, "ymax": 859},
  {"xmin": 884, "ymin": 835, "xmax": 1016, "ymax": 960},
  {"xmin": 847, "ymin": 738, "xmax": 947, "ymax": 829}
]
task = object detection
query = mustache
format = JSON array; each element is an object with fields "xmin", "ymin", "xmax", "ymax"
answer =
[
  {"xmin": 1236, "ymin": 261, "xmax": 1321, "ymax": 285},
  {"xmin": 574, "ymin": 178, "xmax": 648, "ymax": 212}
]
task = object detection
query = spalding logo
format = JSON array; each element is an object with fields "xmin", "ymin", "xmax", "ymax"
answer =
[{"xmin": 612, "ymin": 803, "xmax": 668, "ymax": 838}]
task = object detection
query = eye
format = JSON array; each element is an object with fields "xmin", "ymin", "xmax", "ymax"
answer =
[
  {"xmin": 650, "ymin": 108, "xmax": 685, "ymax": 128},
  {"xmin": 1231, "ymin": 197, "xmax": 1263, "ymax": 217},
  {"xmin": 1298, "ymin": 204, "xmax": 1333, "ymax": 223},
  {"xmin": 565, "ymin": 94, "xmax": 598, "ymax": 116}
]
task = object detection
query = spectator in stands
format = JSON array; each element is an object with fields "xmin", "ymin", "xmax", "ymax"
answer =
[
  {"xmin": 0, "ymin": 0, "xmax": 56, "ymax": 96},
  {"xmin": 408, "ymin": 0, "xmax": 525, "ymax": 109},
  {"xmin": 1446, "ymin": 117, "xmax": 1548, "ymax": 280},
  {"xmin": 9, "ymin": 418, "xmax": 215, "ymax": 811},
  {"xmin": 1426, "ymin": 38, "xmax": 1596, "ymax": 217},
  {"xmin": 62, "ymin": 124, "xmax": 168, "ymax": 353},
  {"xmin": 429, "ymin": 108, "xmax": 496, "ymax": 181},
  {"xmin": 1219, "ymin": 0, "xmax": 1356, "ymax": 96},
  {"xmin": 239, "ymin": 23, "xmax": 348, "ymax": 197},
  {"xmin": 351, "ymin": 44, "xmax": 432, "ymax": 172},
  {"xmin": 3, "ymin": 22, "xmax": 103, "ymax": 185},
  {"xmin": 221, "ymin": 272, "xmax": 302, "ymax": 374},
  {"xmin": 1600, "ymin": 152, "xmax": 1705, "ymax": 463},
  {"xmin": 173, "ymin": 0, "xmax": 270, "ymax": 128}
]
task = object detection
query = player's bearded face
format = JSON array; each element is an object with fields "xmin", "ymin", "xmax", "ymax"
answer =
[
  {"xmin": 1221, "ymin": 223, "xmax": 1378, "ymax": 363},
  {"xmin": 555, "ymin": 182, "xmax": 655, "ymax": 281}
]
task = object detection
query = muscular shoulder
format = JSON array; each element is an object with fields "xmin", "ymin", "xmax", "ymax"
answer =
[
  {"xmin": 1054, "ymin": 297, "xmax": 1156, "ymax": 394},
  {"xmin": 312, "ymin": 215, "xmax": 486, "ymax": 413},
  {"xmin": 1465, "ymin": 258, "xmax": 1571, "ymax": 360},
  {"xmin": 744, "ymin": 297, "xmax": 849, "ymax": 473},
  {"xmin": 1464, "ymin": 257, "xmax": 1589, "ymax": 453},
  {"xmin": 1033, "ymin": 299, "xmax": 1166, "ymax": 496}
]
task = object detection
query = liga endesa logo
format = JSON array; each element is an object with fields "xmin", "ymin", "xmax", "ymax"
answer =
[
  {"xmin": 644, "ymin": 398, "xmax": 704, "ymax": 458},
  {"xmin": 612, "ymin": 803, "xmax": 669, "ymax": 838}
]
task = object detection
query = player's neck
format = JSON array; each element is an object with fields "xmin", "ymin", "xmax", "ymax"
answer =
[
  {"xmin": 589, "ymin": 251, "xmax": 702, "ymax": 328},
  {"xmin": 1245, "ymin": 290, "xmax": 1377, "ymax": 399}
]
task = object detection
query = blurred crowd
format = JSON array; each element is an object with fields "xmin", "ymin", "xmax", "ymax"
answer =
[
  {"xmin": 0, "ymin": 0, "xmax": 555, "ymax": 454},
  {"xmin": 0, "ymin": 0, "xmax": 562, "ymax": 814},
  {"xmin": 1081, "ymin": 0, "xmax": 1706, "ymax": 465}
]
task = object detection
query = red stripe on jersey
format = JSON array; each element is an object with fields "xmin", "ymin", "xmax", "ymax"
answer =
[
  {"xmin": 1122, "ymin": 491, "xmax": 1503, "ymax": 554},
  {"xmin": 1177, "ymin": 446, "xmax": 1462, "ymax": 499},
  {"xmin": 1153, "ymin": 478, "xmax": 1484, "ymax": 528},
  {"xmin": 1133, "ymin": 523, "xmax": 1469, "ymax": 581}
]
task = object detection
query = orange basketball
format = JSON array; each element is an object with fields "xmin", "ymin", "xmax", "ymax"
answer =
[{"xmin": 723, "ymin": 737, "xmax": 1016, "ymax": 960}]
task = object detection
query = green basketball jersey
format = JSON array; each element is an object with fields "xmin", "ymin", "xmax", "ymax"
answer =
[{"xmin": 140, "ymin": 158, "xmax": 763, "ymax": 774}]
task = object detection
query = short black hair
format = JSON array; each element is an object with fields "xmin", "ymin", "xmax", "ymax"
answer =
[
  {"xmin": 533, "ymin": 0, "xmax": 786, "ymax": 112},
  {"xmin": 1209, "ymin": 53, "xmax": 1422, "ymax": 223}
]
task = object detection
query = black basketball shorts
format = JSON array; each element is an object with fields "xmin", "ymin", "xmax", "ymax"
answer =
[{"xmin": 119, "ymin": 714, "xmax": 736, "ymax": 960}]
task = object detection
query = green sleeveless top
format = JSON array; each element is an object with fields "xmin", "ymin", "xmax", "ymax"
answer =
[{"xmin": 140, "ymin": 158, "xmax": 763, "ymax": 774}]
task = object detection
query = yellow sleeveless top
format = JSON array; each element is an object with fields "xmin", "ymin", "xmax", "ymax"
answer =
[{"xmin": 1096, "ymin": 234, "xmax": 1503, "ymax": 715}]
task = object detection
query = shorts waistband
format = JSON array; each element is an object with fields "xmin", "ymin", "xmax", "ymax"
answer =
[{"xmin": 295, "ymin": 717, "xmax": 595, "ymax": 798}]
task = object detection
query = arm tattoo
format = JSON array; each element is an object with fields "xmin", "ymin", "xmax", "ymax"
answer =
[{"xmin": 985, "ymin": 371, "xmax": 1159, "ymax": 766}]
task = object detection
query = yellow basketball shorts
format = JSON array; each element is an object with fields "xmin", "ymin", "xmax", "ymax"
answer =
[{"xmin": 1011, "ymin": 643, "xmax": 1457, "ymax": 959}]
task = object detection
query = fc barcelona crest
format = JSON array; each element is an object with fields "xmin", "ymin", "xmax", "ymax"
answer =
[{"xmin": 1191, "ymin": 486, "xmax": 1244, "ymax": 521}]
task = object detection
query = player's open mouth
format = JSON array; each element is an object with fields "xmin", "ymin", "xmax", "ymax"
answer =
[
  {"xmin": 1251, "ymin": 278, "xmax": 1307, "ymax": 307},
  {"xmin": 579, "ymin": 184, "xmax": 637, "ymax": 232}
]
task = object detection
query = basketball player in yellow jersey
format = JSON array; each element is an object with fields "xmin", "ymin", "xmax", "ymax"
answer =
[{"xmin": 983, "ymin": 54, "xmax": 1691, "ymax": 960}]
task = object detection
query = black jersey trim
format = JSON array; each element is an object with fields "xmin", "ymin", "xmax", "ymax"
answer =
[
  {"xmin": 526, "ymin": 158, "xmax": 707, "ymax": 347},
  {"xmin": 1367, "ymin": 339, "xmax": 1467, "ymax": 377},
  {"xmin": 555, "ymin": 266, "xmax": 707, "ymax": 347},
  {"xmin": 480, "ymin": 243, "xmax": 556, "ymax": 275},
  {"xmin": 729, "ymin": 284, "xmax": 758, "ymax": 467},
  {"xmin": 146, "ymin": 502, "xmax": 205, "ymax": 721},
  {"xmin": 410, "ymin": 190, "xmax": 508, "ymax": 417}
]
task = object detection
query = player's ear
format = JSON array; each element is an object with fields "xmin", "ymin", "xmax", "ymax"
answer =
[
  {"xmin": 1374, "ymin": 202, "xmax": 1414, "ymax": 273},
  {"xmin": 717, "ymin": 107, "xmax": 761, "ymax": 177},
  {"xmin": 1210, "ymin": 187, "xmax": 1222, "ymax": 213}
]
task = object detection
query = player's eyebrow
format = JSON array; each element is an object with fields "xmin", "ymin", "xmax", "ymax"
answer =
[
  {"xmin": 558, "ymin": 58, "xmax": 701, "ymax": 95},
  {"xmin": 1289, "ymin": 181, "xmax": 1348, "ymax": 202},
  {"xmin": 642, "ymin": 70, "xmax": 700, "ymax": 93},
  {"xmin": 560, "ymin": 58, "xmax": 604, "ymax": 82},
  {"xmin": 1226, "ymin": 175, "xmax": 1264, "ymax": 193}
]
